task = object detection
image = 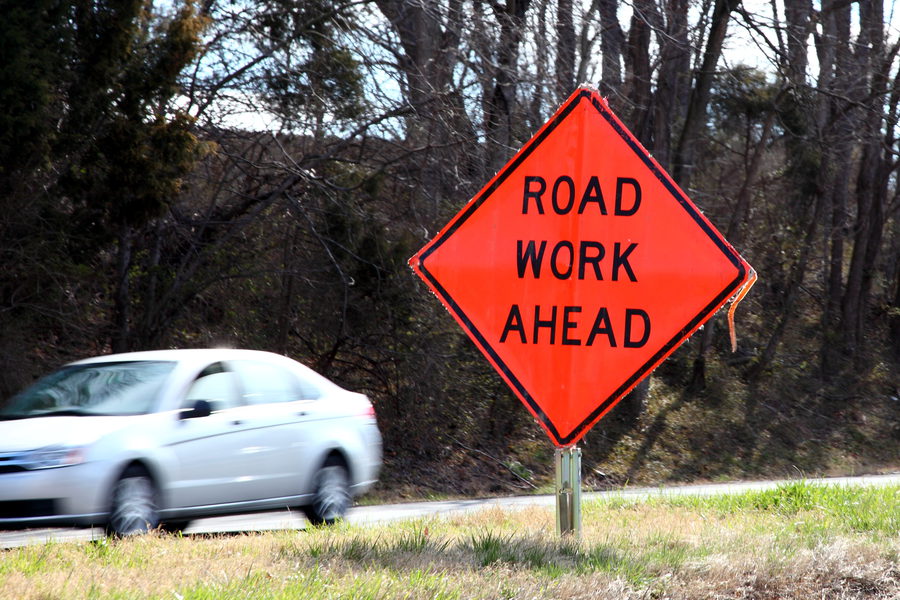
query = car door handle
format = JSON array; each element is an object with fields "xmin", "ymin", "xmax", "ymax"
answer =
[
  {"xmin": 297, "ymin": 411, "xmax": 308, "ymax": 417},
  {"xmin": 231, "ymin": 419, "xmax": 243, "ymax": 426}
]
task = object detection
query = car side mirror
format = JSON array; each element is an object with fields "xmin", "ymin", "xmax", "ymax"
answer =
[{"xmin": 180, "ymin": 399, "xmax": 213, "ymax": 420}]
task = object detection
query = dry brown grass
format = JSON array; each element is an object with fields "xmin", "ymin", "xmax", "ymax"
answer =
[{"xmin": 1, "ymin": 490, "xmax": 898, "ymax": 599}]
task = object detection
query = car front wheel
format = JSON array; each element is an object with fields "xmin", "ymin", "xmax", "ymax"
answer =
[
  {"xmin": 302, "ymin": 457, "xmax": 351, "ymax": 525},
  {"xmin": 106, "ymin": 466, "xmax": 159, "ymax": 536}
]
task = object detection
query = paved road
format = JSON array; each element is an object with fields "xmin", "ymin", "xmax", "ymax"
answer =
[{"xmin": 2, "ymin": 473, "xmax": 897, "ymax": 548}]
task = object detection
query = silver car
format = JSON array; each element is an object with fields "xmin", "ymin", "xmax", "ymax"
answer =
[{"xmin": 0, "ymin": 349, "xmax": 382, "ymax": 535}]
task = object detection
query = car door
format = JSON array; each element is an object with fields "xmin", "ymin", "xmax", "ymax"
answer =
[
  {"xmin": 228, "ymin": 359, "xmax": 320, "ymax": 500},
  {"xmin": 164, "ymin": 362, "xmax": 273, "ymax": 508}
]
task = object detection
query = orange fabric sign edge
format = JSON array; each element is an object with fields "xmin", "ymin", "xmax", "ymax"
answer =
[{"xmin": 409, "ymin": 86, "xmax": 753, "ymax": 447}]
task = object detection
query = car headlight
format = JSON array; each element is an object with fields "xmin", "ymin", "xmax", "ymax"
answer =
[{"xmin": 23, "ymin": 446, "xmax": 87, "ymax": 470}]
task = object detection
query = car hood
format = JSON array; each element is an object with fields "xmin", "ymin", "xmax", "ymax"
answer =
[{"xmin": 0, "ymin": 415, "xmax": 140, "ymax": 452}]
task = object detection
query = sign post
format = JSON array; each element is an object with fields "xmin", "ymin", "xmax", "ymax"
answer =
[
  {"xmin": 409, "ymin": 86, "xmax": 754, "ymax": 536},
  {"xmin": 555, "ymin": 445, "xmax": 581, "ymax": 536}
]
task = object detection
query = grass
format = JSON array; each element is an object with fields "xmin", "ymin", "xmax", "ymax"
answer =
[
  {"xmin": 1, "ymin": 482, "xmax": 898, "ymax": 599},
  {"xmin": 639, "ymin": 480, "xmax": 900, "ymax": 540}
]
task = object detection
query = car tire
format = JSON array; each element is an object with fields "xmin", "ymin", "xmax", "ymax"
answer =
[
  {"xmin": 302, "ymin": 456, "xmax": 351, "ymax": 526},
  {"xmin": 106, "ymin": 466, "xmax": 160, "ymax": 536}
]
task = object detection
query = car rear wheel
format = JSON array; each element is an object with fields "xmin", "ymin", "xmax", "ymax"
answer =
[
  {"xmin": 106, "ymin": 466, "xmax": 159, "ymax": 536},
  {"xmin": 302, "ymin": 456, "xmax": 351, "ymax": 525}
]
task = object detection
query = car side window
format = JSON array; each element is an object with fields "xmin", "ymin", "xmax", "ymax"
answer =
[
  {"xmin": 295, "ymin": 375, "xmax": 322, "ymax": 400},
  {"xmin": 182, "ymin": 363, "xmax": 242, "ymax": 412},
  {"xmin": 231, "ymin": 360, "xmax": 316, "ymax": 405}
]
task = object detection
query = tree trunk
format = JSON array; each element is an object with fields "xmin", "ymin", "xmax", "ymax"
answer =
[
  {"xmin": 783, "ymin": 0, "xmax": 812, "ymax": 83},
  {"xmin": 597, "ymin": 0, "xmax": 624, "ymax": 101},
  {"xmin": 275, "ymin": 223, "xmax": 300, "ymax": 355},
  {"xmin": 373, "ymin": 0, "xmax": 470, "ymax": 219},
  {"xmin": 624, "ymin": 0, "xmax": 655, "ymax": 148},
  {"xmin": 137, "ymin": 220, "xmax": 164, "ymax": 348},
  {"xmin": 652, "ymin": 0, "xmax": 690, "ymax": 169},
  {"xmin": 748, "ymin": 187, "xmax": 825, "ymax": 380},
  {"xmin": 843, "ymin": 140, "xmax": 887, "ymax": 363},
  {"xmin": 484, "ymin": 1, "xmax": 530, "ymax": 172},
  {"xmin": 527, "ymin": 0, "xmax": 550, "ymax": 132},
  {"xmin": 555, "ymin": 0, "xmax": 575, "ymax": 101},
  {"xmin": 891, "ymin": 257, "xmax": 900, "ymax": 359},
  {"xmin": 672, "ymin": 0, "xmax": 739, "ymax": 189},
  {"xmin": 819, "ymin": 0, "xmax": 853, "ymax": 377},
  {"xmin": 689, "ymin": 107, "xmax": 776, "ymax": 390},
  {"xmin": 112, "ymin": 223, "xmax": 133, "ymax": 353},
  {"xmin": 839, "ymin": 0, "xmax": 889, "ymax": 365}
]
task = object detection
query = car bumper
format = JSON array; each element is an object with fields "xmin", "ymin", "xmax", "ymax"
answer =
[
  {"xmin": 0, "ymin": 462, "xmax": 113, "ymax": 528},
  {"xmin": 353, "ymin": 423, "xmax": 382, "ymax": 496}
]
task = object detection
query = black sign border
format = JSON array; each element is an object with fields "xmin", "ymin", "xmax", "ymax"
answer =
[{"xmin": 416, "ymin": 89, "xmax": 748, "ymax": 446}]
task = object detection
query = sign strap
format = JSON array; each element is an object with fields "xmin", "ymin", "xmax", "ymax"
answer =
[{"xmin": 728, "ymin": 268, "xmax": 758, "ymax": 352}]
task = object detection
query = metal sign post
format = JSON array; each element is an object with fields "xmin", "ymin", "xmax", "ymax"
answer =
[
  {"xmin": 555, "ymin": 445, "xmax": 582, "ymax": 537},
  {"xmin": 409, "ymin": 86, "xmax": 755, "ymax": 538}
]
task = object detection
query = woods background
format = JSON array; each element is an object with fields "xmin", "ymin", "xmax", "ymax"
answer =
[{"xmin": 1, "ymin": 0, "xmax": 898, "ymax": 495}]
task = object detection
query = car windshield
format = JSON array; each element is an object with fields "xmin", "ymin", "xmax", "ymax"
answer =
[{"xmin": 0, "ymin": 360, "xmax": 176, "ymax": 418}]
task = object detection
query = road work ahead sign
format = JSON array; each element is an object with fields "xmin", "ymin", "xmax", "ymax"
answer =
[{"xmin": 409, "ymin": 86, "xmax": 753, "ymax": 446}]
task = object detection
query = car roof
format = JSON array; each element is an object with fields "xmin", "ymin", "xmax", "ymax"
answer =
[
  {"xmin": 72, "ymin": 348, "xmax": 265, "ymax": 362},
  {"xmin": 66, "ymin": 349, "xmax": 342, "ymax": 391},
  {"xmin": 68, "ymin": 349, "xmax": 307, "ymax": 372}
]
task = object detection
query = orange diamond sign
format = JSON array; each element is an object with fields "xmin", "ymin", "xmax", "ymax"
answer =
[{"xmin": 409, "ymin": 87, "xmax": 753, "ymax": 446}]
